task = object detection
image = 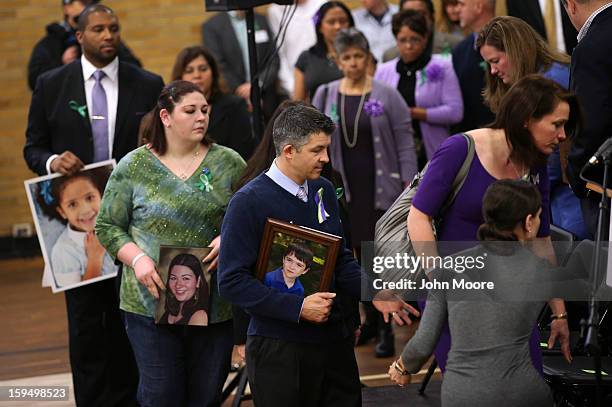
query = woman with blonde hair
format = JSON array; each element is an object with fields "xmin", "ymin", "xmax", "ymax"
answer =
[
  {"xmin": 477, "ymin": 16, "xmax": 570, "ymax": 113},
  {"xmin": 477, "ymin": 15, "xmax": 587, "ymax": 240}
]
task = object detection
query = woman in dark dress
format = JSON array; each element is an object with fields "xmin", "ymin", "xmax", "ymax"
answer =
[
  {"xmin": 313, "ymin": 28, "xmax": 417, "ymax": 255},
  {"xmin": 293, "ymin": 1, "xmax": 354, "ymax": 101},
  {"xmin": 172, "ymin": 46, "xmax": 255, "ymax": 160},
  {"xmin": 312, "ymin": 28, "xmax": 417, "ymax": 356}
]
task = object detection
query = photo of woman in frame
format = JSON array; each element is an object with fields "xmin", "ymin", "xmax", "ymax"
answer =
[{"xmin": 156, "ymin": 247, "xmax": 212, "ymax": 326}]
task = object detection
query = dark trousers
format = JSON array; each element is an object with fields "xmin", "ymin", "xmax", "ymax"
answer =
[
  {"xmin": 123, "ymin": 312, "xmax": 233, "ymax": 407},
  {"xmin": 246, "ymin": 336, "xmax": 361, "ymax": 407},
  {"xmin": 64, "ymin": 278, "xmax": 138, "ymax": 407}
]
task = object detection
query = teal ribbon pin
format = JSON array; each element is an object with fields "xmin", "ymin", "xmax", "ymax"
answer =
[
  {"xmin": 195, "ymin": 167, "xmax": 214, "ymax": 192},
  {"xmin": 335, "ymin": 187, "xmax": 344, "ymax": 200},
  {"xmin": 329, "ymin": 104, "xmax": 339, "ymax": 123},
  {"xmin": 420, "ymin": 68, "xmax": 428, "ymax": 86},
  {"xmin": 69, "ymin": 100, "xmax": 87, "ymax": 118}
]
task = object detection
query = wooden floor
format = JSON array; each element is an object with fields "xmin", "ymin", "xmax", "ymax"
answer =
[
  {"xmin": 0, "ymin": 256, "xmax": 439, "ymax": 406},
  {"xmin": 0, "ymin": 257, "xmax": 69, "ymax": 380}
]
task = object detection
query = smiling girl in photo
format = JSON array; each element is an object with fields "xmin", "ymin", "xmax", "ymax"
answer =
[{"xmin": 36, "ymin": 166, "xmax": 117, "ymax": 287}]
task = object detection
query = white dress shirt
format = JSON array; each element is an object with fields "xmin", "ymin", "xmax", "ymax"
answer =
[
  {"xmin": 268, "ymin": 0, "xmax": 324, "ymax": 95},
  {"xmin": 577, "ymin": 1, "xmax": 612, "ymax": 42},
  {"xmin": 352, "ymin": 4, "xmax": 398, "ymax": 62},
  {"xmin": 538, "ymin": 0, "xmax": 566, "ymax": 53},
  {"xmin": 45, "ymin": 55, "xmax": 119, "ymax": 174},
  {"xmin": 265, "ymin": 159, "xmax": 309, "ymax": 200}
]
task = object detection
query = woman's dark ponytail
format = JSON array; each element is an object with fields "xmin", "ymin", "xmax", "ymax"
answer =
[{"xmin": 478, "ymin": 180, "xmax": 541, "ymax": 242}]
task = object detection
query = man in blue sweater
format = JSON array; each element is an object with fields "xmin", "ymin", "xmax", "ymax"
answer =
[{"xmin": 219, "ymin": 104, "xmax": 416, "ymax": 406}]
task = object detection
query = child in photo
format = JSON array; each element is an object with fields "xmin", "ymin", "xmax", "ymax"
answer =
[
  {"xmin": 35, "ymin": 166, "xmax": 117, "ymax": 287},
  {"xmin": 264, "ymin": 240, "xmax": 313, "ymax": 296}
]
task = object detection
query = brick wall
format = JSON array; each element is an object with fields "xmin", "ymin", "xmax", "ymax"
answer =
[
  {"xmin": 0, "ymin": 0, "xmax": 222, "ymax": 237},
  {"xmin": 0, "ymin": 0, "xmax": 361, "ymax": 237},
  {"xmin": 0, "ymin": 0, "xmax": 503, "ymax": 237}
]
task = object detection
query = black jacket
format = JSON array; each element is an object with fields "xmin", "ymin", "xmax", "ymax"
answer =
[
  {"xmin": 202, "ymin": 13, "xmax": 285, "ymax": 120},
  {"xmin": 567, "ymin": 6, "xmax": 612, "ymax": 196},
  {"xmin": 207, "ymin": 93, "xmax": 255, "ymax": 160},
  {"xmin": 24, "ymin": 60, "xmax": 163, "ymax": 175},
  {"xmin": 27, "ymin": 22, "xmax": 142, "ymax": 91},
  {"xmin": 451, "ymin": 34, "xmax": 495, "ymax": 134}
]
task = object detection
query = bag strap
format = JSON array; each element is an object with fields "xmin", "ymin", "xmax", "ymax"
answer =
[{"xmin": 439, "ymin": 133, "xmax": 475, "ymax": 214}]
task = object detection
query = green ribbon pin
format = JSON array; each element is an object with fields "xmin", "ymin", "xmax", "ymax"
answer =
[
  {"xmin": 69, "ymin": 100, "xmax": 87, "ymax": 118},
  {"xmin": 329, "ymin": 104, "xmax": 339, "ymax": 123},
  {"xmin": 195, "ymin": 167, "xmax": 214, "ymax": 192},
  {"xmin": 335, "ymin": 187, "xmax": 344, "ymax": 200},
  {"xmin": 441, "ymin": 45, "xmax": 452, "ymax": 57},
  {"xmin": 420, "ymin": 68, "xmax": 428, "ymax": 86}
]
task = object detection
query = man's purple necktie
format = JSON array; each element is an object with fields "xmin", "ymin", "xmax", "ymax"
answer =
[
  {"xmin": 296, "ymin": 186, "xmax": 308, "ymax": 202},
  {"xmin": 92, "ymin": 70, "xmax": 109, "ymax": 162}
]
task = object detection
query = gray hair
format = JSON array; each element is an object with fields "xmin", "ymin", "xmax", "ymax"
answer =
[
  {"xmin": 272, "ymin": 105, "xmax": 335, "ymax": 156},
  {"xmin": 333, "ymin": 28, "xmax": 370, "ymax": 55}
]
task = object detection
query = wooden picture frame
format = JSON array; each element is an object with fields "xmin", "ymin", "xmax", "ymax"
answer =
[{"xmin": 255, "ymin": 218, "xmax": 342, "ymax": 295}]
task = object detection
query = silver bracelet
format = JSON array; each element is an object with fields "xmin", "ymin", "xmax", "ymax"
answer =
[{"xmin": 131, "ymin": 252, "xmax": 146, "ymax": 269}]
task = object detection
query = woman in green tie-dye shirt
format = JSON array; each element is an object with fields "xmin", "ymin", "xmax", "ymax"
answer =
[{"xmin": 96, "ymin": 80, "xmax": 246, "ymax": 406}]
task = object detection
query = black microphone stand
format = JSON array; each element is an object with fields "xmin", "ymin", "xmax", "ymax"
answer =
[
  {"xmin": 579, "ymin": 156, "xmax": 610, "ymax": 407},
  {"xmin": 245, "ymin": 8, "xmax": 263, "ymax": 143}
]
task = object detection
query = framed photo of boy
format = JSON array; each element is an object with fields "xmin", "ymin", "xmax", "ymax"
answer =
[
  {"xmin": 155, "ymin": 245, "xmax": 213, "ymax": 326},
  {"xmin": 24, "ymin": 160, "xmax": 117, "ymax": 293},
  {"xmin": 255, "ymin": 218, "xmax": 342, "ymax": 297}
]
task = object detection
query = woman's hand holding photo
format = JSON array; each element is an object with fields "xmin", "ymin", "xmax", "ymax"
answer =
[
  {"xmin": 133, "ymin": 254, "xmax": 165, "ymax": 299},
  {"xmin": 204, "ymin": 235, "xmax": 221, "ymax": 270}
]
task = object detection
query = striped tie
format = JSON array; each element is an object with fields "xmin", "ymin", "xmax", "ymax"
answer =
[{"xmin": 296, "ymin": 186, "xmax": 308, "ymax": 202}]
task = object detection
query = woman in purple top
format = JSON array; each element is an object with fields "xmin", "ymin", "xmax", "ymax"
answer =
[
  {"xmin": 375, "ymin": 9, "xmax": 463, "ymax": 167},
  {"xmin": 407, "ymin": 76, "xmax": 580, "ymax": 372}
]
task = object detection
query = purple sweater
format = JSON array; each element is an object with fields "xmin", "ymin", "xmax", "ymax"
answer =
[
  {"xmin": 312, "ymin": 79, "xmax": 418, "ymax": 210},
  {"xmin": 412, "ymin": 134, "xmax": 550, "ymax": 242},
  {"xmin": 374, "ymin": 55, "xmax": 463, "ymax": 159}
]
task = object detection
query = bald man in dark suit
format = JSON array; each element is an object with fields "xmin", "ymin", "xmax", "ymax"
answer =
[{"xmin": 24, "ymin": 5, "xmax": 163, "ymax": 406}]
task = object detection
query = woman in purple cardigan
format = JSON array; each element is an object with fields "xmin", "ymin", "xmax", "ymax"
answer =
[
  {"xmin": 313, "ymin": 28, "xmax": 417, "ymax": 356},
  {"xmin": 312, "ymin": 28, "xmax": 417, "ymax": 253},
  {"xmin": 375, "ymin": 9, "xmax": 463, "ymax": 167}
]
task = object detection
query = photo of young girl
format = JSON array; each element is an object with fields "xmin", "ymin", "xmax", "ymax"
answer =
[{"xmin": 24, "ymin": 161, "xmax": 118, "ymax": 292}]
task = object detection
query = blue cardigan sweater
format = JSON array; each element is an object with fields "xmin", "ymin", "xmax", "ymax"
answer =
[{"xmin": 218, "ymin": 174, "xmax": 363, "ymax": 343}]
